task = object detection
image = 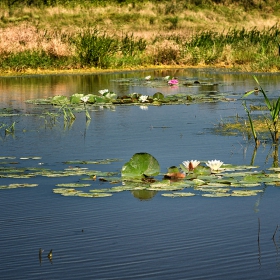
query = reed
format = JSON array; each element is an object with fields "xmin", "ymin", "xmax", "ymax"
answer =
[{"xmin": 243, "ymin": 76, "xmax": 280, "ymax": 145}]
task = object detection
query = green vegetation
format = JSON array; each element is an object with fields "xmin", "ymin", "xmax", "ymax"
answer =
[
  {"xmin": 243, "ymin": 76, "xmax": 280, "ymax": 145},
  {"xmin": 1, "ymin": 152, "xmax": 280, "ymax": 199},
  {"xmin": 0, "ymin": 0, "xmax": 280, "ymax": 74}
]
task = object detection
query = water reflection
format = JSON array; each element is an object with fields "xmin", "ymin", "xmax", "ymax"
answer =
[
  {"xmin": 131, "ymin": 190, "xmax": 157, "ymax": 200},
  {"xmin": 1, "ymin": 68, "xmax": 280, "ymax": 109}
]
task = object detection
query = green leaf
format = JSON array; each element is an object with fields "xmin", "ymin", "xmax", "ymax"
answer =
[
  {"xmin": 95, "ymin": 96, "xmax": 109, "ymax": 103},
  {"xmin": 153, "ymin": 92, "xmax": 164, "ymax": 100},
  {"xmin": 121, "ymin": 153, "xmax": 160, "ymax": 179},
  {"xmin": 167, "ymin": 166, "xmax": 179, "ymax": 173},
  {"xmin": 87, "ymin": 94, "xmax": 97, "ymax": 103},
  {"xmin": 70, "ymin": 93, "xmax": 84, "ymax": 104},
  {"xmin": 193, "ymin": 165, "xmax": 211, "ymax": 175},
  {"xmin": 243, "ymin": 90, "xmax": 256, "ymax": 98},
  {"xmin": 51, "ymin": 95, "xmax": 69, "ymax": 105},
  {"xmin": 161, "ymin": 192, "xmax": 196, "ymax": 198},
  {"xmin": 272, "ymin": 97, "xmax": 280, "ymax": 122},
  {"xmin": 253, "ymin": 75, "xmax": 272, "ymax": 110}
]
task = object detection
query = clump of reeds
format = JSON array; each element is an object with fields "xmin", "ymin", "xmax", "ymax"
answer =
[{"xmin": 242, "ymin": 76, "xmax": 280, "ymax": 146}]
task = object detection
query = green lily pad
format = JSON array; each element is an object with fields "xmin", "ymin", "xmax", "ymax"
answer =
[
  {"xmin": 196, "ymin": 186, "xmax": 231, "ymax": 193},
  {"xmin": 202, "ymin": 193, "xmax": 231, "ymax": 197},
  {"xmin": 153, "ymin": 92, "xmax": 164, "ymax": 100},
  {"xmin": 63, "ymin": 158, "xmax": 121, "ymax": 165},
  {"xmin": 231, "ymin": 190, "xmax": 262, "ymax": 196},
  {"xmin": 192, "ymin": 178, "xmax": 205, "ymax": 185},
  {"xmin": 55, "ymin": 183, "xmax": 91, "ymax": 188},
  {"xmin": 51, "ymin": 95, "xmax": 69, "ymax": 105},
  {"xmin": 70, "ymin": 93, "xmax": 84, "ymax": 104},
  {"xmin": 161, "ymin": 192, "xmax": 196, "ymax": 197},
  {"xmin": 121, "ymin": 153, "xmax": 160, "ymax": 179},
  {"xmin": 193, "ymin": 166, "xmax": 211, "ymax": 175},
  {"xmin": 76, "ymin": 192, "xmax": 112, "ymax": 198},
  {"xmin": 0, "ymin": 183, "xmax": 38, "ymax": 189}
]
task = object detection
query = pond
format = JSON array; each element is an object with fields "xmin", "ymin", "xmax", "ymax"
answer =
[{"xmin": 0, "ymin": 68, "xmax": 280, "ymax": 279}]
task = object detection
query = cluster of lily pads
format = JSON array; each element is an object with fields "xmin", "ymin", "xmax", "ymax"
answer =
[
  {"xmin": 1, "ymin": 153, "xmax": 280, "ymax": 199},
  {"xmin": 119, "ymin": 153, "xmax": 279, "ymax": 198},
  {"xmin": 25, "ymin": 90, "xmax": 198, "ymax": 107},
  {"xmin": 25, "ymin": 75, "xmax": 233, "ymax": 109}
]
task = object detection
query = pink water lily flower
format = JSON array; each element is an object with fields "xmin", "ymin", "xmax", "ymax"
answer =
[{"xmin": 168, "ymin": 78, "xmax": 178, "ymax": 85}]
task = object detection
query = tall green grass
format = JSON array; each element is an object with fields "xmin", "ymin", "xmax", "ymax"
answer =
[
  {"xmin": 73, "ymin": 28, "xmax": 146, "ymax": 69},
  {"xmin": 0, "ymin": 50, "xmax": 71, "ymax": 71},
  {"xmin": 185, "ymin": 25, "xmax": 280, "ymax": 68},
  {"xmin": 1, "ymin": 25, "xmax": 280, "ymax": 72},
  {"xmin": 243, "ymin": 76, "xmax": 280, "ymax": 145}
]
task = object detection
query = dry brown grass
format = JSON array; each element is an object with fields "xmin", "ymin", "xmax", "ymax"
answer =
[
  {"xmin": 0, "ymin": 23, "xmax": 73, "ymax": 57},
  {"xmin": 2, "ymin": 2, "xmax": 279, "ymax": 35},
  {"xmin": 0, "ymin": 1, "xmax": 279, "ymax": 74}
]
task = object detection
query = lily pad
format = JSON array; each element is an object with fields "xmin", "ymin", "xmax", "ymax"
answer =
[
  {"xmin": 121, "ymin": 153, "xmax": 160, "ymax": 179},
  {"xmin": 0, "ymin": 183, "xmax": 38, "ymax": 189},
  {"xmin": 153, "ymin": 92, "xmax": 164, "ymax": 101},
  {"xmin": 202, "ymin": 193, "xmax": 231, "ymax": 197},
  {"xmin": 51, "ymin": 95, "xmax": 69, "ymax": 105},
  {"xmin": 161, "ymin": 192, "xmax": 196, "ymax": 197},
  {"xmin": 76, "ymin": 192, "xmax": 112, "ymax": 198},
  {"xmin": 70, "ymin": 93, "xmax": 84, "ymax": 104},
  {"xmin": 231, "ymin": 190, "xmax": 262, "ymax": 196},
  {"xmin": 55, "ymin": 183, "xmax": 91, "ymax": 188}
]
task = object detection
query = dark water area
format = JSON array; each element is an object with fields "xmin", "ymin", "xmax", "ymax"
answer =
[{"xmin": 0, "ymin": 68, "xmax": 280, "ymax": 279}]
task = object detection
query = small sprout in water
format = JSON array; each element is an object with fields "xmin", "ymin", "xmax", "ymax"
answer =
[
  {"xmin": 80, "ymin": 96, "xmax": 91, "ymax": 120},
  {"xmin": 206, "ymin": 160, "xmax": 224, "ymax": 171},
  {"xmin": 98, "ymin": 89, "xmax": 109, "ymax": 95},
  {"xmin": 182, "ymin": 160, "xmax": 200, "ymax": 171},
  {"xmin": 80, "ymin": 96, "xmax": 89, "ymax": 103},
  {"xmin": 48, "ymin": 249, "xmax": 53, "ymax": 262},
  {"xmin": 139, "ymin": 95, "xmax": 149, "ymax": 103}
]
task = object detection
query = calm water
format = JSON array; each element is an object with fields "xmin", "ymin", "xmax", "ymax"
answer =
[{"xmin": 0, "ymin": 68, "xmax": 280, "ymax": 280}]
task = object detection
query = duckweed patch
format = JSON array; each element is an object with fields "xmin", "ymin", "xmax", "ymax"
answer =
[{"xmin": 214, "ymin": 117, "xmax": 280, "ymax": 139}]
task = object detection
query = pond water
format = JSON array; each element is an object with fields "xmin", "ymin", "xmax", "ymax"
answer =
[{"xmin": 0, "ymin": 68, "xmax": 280, "ymax": 279}]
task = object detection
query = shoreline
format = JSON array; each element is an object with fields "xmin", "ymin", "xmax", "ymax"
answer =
[{"xmin": 1, "ymin": 64, "xmax": 280, "ymax": 78}]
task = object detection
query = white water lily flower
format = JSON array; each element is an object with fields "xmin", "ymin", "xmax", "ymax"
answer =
[
  {"xmin": 139, "ymin": 95, "xmax": 149, "ymax": 103},
  {"xmin": 98, "ymin": 89, "xmax": 109, "ymax": 95},
  {"xmin": 145, "ymin": 75, "xmax": 151, "ymax": 80},
  {"xmin": 206, "ymin": 160, "xmax": 224, "ymax": 170},
  {"xmin": 80, "ymin": 96, "xmax": 89, "ymax": 103},
  {"xmin": 182, "ymin": 160, "xmax": 200, "ymax": 170}
]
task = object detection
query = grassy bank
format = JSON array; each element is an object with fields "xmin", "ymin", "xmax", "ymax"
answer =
[{"xmin": 0, "ymin": 0, "xmax": 280, "ymax": 74}]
